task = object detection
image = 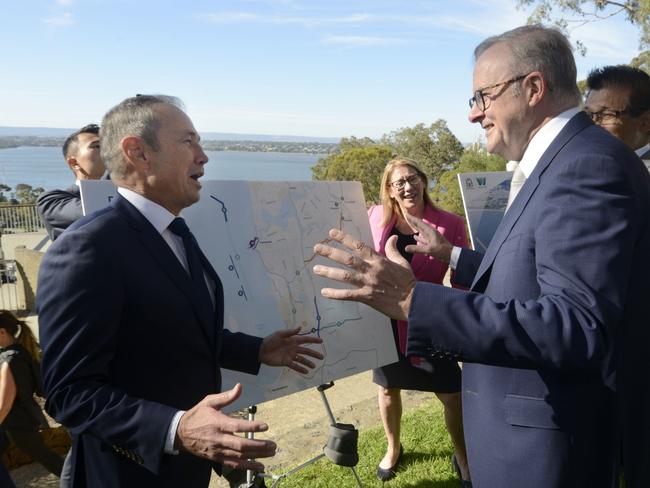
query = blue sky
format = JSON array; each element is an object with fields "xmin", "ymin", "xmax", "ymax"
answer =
[{"xmin": 0, "ymin": 0, "xmax": 641, "ymax": 143}]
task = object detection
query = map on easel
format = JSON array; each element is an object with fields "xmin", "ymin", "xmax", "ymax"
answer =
[{"xmin": 81, "ymin": 180, "xmax": 398, "ymax": 412}]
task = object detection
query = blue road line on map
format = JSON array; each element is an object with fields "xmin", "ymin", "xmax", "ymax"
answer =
[
  {"xmin": 227, "ymin": 255, "xmax": 240, "ymax": 279},
  {"xmin": 324, "ymin": 317, "xmax": 362, "ymax": 330},
  {"xmin": 297, "ymin": 314, "xmax": 361, "ymax": 336},
  {"xmin": 314, "ymin": 296, "xmax": 322, "ymax": 337},
  {"xmin": 210, "ymin": 195, "xmax": 228, "ymax": 222}
]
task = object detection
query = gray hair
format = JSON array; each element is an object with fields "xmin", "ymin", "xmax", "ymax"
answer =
[
  {"xmin": 475, "ymin": 25, "xmax": 580, "ymax": 107},
  {"xmin": 100, "ymin": 95, "xmax": 184, "ymax": 179}
]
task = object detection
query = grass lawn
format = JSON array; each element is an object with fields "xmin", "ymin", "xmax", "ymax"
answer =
[{"xmin": 274, "ymin": 399, "xmax": 462, "ymax": 488}]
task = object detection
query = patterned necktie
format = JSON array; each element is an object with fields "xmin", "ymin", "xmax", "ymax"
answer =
[
  {"xmin": 168, "ymin": 218, "xmax": 214, "ymax": 326},
  {"xmin": 506, "ymin": 163, "xmax": 526, "ymax": 211}
]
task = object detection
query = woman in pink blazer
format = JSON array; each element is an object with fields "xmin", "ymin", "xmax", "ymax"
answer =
[{"xmin": 369, "ymin": 158, "xmax": 471, "ymax": 485}]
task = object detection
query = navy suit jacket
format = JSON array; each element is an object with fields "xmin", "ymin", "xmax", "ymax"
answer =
[
  {"xmin": 37, "ymin": 195, "xmax": 263, "ymax": 488},
  {"xmin": 406, "ymin": 112, "xmax": 650, "ymax": 487},
  {"xmin": 37, "ymin": 186, "xmax": 83, "ymax": 241}
]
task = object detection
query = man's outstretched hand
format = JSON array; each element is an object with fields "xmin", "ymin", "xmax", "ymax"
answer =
[
  {"xmin": 260, "ymin": 327, "xmax": 324, "ymax": 375},
  {"xmin": 312, "ymin": 228, "xmax": 416, "ymax": 321},
  {"xmin": 176, "ymin": 384, "xmax": 276, "ymax": 472}
]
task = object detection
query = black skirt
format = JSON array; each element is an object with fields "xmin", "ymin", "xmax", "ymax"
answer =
[{"xmin": 372, "ymin": 320, "xmax": 461, "ymax": 393}]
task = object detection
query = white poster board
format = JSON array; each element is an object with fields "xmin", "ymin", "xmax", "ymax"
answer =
[
  {"xmin": 457, "ymin": 171, "xmax": 512, "ymax": 253},
  {"xmin": 81, "ymin": 180, "xmax": 397, "ymax": 411},
  {"xmin": 79, "ymin": 179, "xmax": 118, "ymax": 215}
]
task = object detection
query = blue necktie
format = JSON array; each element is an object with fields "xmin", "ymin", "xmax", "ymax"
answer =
[{"xmin": 168, "ymin": 218, "xmax": 214, "ymax": 331}]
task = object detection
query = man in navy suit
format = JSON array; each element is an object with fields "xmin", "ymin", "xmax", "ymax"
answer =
[
  {"xmin": 37, "ymin": 124, "xmax": 106, "ymax": 241},
  {"xmin": 37, "ymin": 95, "xmax": 322, "ymax": 488},
  {"xmin": 313, "ymin": 26, "xmax": 650, "ymax": 487}
]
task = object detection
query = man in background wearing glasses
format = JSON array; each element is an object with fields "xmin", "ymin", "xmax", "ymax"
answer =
[
  {"xmin": 313, "ymin": 25, "xmax": 650, "ymax": 487},
  {"xmin": 585, "ymin": 65, "xmax": 650, "ymax": 171}
]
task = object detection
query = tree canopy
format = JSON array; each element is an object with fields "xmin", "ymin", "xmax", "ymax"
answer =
[
  {"xmin": 312, "ymin": 119, "xmax": 466, "ymax": 205},
  {"xmin": 518, "ymin": 0, "xmax": 650, "ymax": 59},
  {"xmin": 12, "ymin": 184, "xmax": 44, "ymax": 205},
  {"xmin": 311, "ymin": 145, "xmax": 394, "ymax": 203},
  {"xmin": 381, "ymin": 120, "xmax": 464, "ymax": 184}
]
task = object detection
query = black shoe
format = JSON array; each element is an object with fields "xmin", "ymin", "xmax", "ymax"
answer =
[
  {"xmin": 452, "ymin": 454, "xmax": 473, "ymax": 488},
  {"xmin": 376, "ymin": 444, "xmax": 403, "ymax": 481}
]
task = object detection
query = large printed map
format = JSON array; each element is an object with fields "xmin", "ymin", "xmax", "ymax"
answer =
[
  {"xmin": 183, "ymin": 181, "xmax": 397, "ymax": 410},
  {"xmin": 81, "ymin": 180, "xmax": 398, "ymax": 412}
]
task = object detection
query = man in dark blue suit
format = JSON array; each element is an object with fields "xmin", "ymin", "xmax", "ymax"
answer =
[
  {"xmin": 37, "ymin": 124, "xmax": 106, "ymax": 241},
  {"xmin": 37, "ymin": 95, "xmax": 323, "ymax": 488},
  {"xmin": 313, "ymin": 26, "xmax": 650, "ymax": 487}
]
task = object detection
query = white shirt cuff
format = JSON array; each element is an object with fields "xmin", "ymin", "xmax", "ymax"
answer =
[
  {"xmin": 450, "ymin": 246, "xmax": 462, "ymax": 270},
  {"xmin": 164, "ymin": 410, "xmax": 185, "ymax": 455}
]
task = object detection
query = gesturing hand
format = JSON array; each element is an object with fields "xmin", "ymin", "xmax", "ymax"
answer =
[
  {"xmin": 403, "ymin": 214, "xmax": 453, "ymax": 263},
  {"xmin": 312, "ymin": 228, "xmax": 416, "ymax": 321},
  {"xmin": 175, "ymin": 384, "xmax": 276, "ymax": 472},
  {"xmin": 259, "ymin": 327, "xmax": 324, "ymax": 374}
]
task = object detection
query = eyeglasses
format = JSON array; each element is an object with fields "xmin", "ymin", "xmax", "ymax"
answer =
[
  {"xmin": 469, "ymin": 74, "xmax": 529, "ymax": 111},
  {"xmin": 586, "ymin": 109, "xmax": 631, "ymax": 124},
  {"xmin": 390, "ymin": 174, "xmax": 422, "ymax": 190}
]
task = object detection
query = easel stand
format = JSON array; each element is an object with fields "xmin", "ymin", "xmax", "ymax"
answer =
[{"xmin": 244, "ymin": 381, "xmax": 364, "ymax": 488}]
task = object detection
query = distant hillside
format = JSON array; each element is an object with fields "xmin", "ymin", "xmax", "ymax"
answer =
[{"xmin": 0, "ymin": 126, "xmax": 339, "ymax": 144}]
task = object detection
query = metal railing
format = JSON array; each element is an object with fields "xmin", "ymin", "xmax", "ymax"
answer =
[
  {"xmin": 0, "ymin": 204, "xmax": 44, "ymax": 233},
  {"xmin": 0, "ymin": 260, "xmax": 19, "ymax": 310}
]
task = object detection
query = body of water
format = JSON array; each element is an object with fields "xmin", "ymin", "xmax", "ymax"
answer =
[{"xmin": 0, "ymin": 147, "xmax": 325, "ymax": 191}]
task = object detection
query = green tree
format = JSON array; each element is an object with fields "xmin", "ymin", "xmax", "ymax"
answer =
[
  {"xmin": 432, "ymin": 145, "xmax": 507, "ymax": 216},
  {"xmin": 312, "ymin": 144, "xmax": 394, "ymax": 203},
  {"xmin": 338, "ymin": 136, "xmax": 377, "ymax": 150},
  {"xmin": 0, "ymin": 184, "xmax": 11, "ymax": 204},
  {"xmin": 13, "ymin": 183, "xmax": 44, "ymax": 204},
  {"xmin": 382, "ymin": 120, "xmax": 464, "ymax": 184},
  {"xmin": 630, "ymin": 50, "xmax": 650, "ymax": 73},
  {"xmin": 517, "ymin": 0, "xmax": 650, "ymax": 53}
]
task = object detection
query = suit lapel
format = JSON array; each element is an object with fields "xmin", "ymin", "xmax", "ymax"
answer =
[
  {"xmin": 470, "ymin": 112, "xmax": 593, "ymax": 290},
  {"xmin": 112, "ymin": 195, "xmax": 216, "ymax": 347}
]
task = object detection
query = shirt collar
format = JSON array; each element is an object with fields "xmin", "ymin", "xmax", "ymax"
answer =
[
  {"xmin": 518, "ymin": 107, "xmax": 581, "ymax": 178},
  {"xmin": 117, "ymin": 187, "xmax": 177, "ymax": 235},
  {"xmin": 635, "ymin": 143, "xmax": 650, "ymax": 157}
]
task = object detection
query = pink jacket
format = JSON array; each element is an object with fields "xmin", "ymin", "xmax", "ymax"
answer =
[{"xmin": 367, "ymin": 204, "xmax": 468, "ymax": 355}]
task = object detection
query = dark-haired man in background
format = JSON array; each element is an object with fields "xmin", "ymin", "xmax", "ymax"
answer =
[
  {"xmin": 585, "ymin": 65, "xmax": 650, "ymax": 170},
  {"xmin": 36, "ymin": 124, "xmax": 106, "ymax": 240}
]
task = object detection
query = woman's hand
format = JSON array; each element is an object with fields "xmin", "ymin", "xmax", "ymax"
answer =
[{"xmin": 404, "ymin": 214, "xmax": 453, "ymax": 263}]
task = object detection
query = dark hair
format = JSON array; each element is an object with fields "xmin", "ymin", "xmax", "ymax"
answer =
[
  {"xmin": 100, "ymin": 95, "xmax": 184, "ymax": 179},
  {"xmin": 474, "ymin": 25, "xmax": 580, "ymax": 107},
  {"xmin": 586, "ymin": 65, "xmax": 650, "ymax": 117},
  {"xmin": 62, "ymin": 123, "xmax": 100, "ymax": 159},
  {"xmin": 0, "ymin": 310, "xmax": 41, "ymax": 363}
]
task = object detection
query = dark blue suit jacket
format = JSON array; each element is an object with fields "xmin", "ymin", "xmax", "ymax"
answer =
[
  {"xmin": 36, "ymin": 186, "xmax": 83, "ymax": 241},
  {"xmin": 406, "ymin": 112, "xmax": 650, "ymax": 487},
  {"xmin": 37, "ymin": 195, "xmax": 263, "ymax": 488}
]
